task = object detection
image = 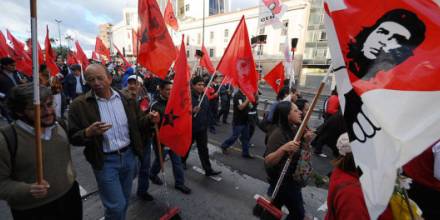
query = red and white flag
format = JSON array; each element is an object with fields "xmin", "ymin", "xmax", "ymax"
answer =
[
  {"xmin": 216, "ymin": 16, "xmax": 259, "ymax": 103},
  {"xmin": 324, "ymin": 0, "xmax": 440, "ymax": 218},
  {"xmin": 159, "ymin": 35, "xmax": 192, "ymax": 157},
  {"xmin": 138, "ymin": 0, "xmax": 177, "ymax": 78},
  {"xmin": 263, "ymin": 62, "xmax": 285, "ymax": 94}
]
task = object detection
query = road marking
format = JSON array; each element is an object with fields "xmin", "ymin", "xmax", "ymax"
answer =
[{"xmin": 192, "ymin": 166, "xmax": 222, "ymax": 182}]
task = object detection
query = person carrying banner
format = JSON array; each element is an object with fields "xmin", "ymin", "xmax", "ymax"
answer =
[
  {"xmin": 68, "ymin": 64, "xmax": 159, "ymax": 220},
  {"xmin": 217, "ymin": 80, "xmax": 232, "ymax": 124},
  {"xmin": 263, "ymin": 101, "xmax": 313, "ymax": 220},
  {"xmin": 0, "ymin": 84, "xmax": 82, "ymax": 220},
  {"xmin": 149, "ymin": 79, "xmax": 191, "ymax": 194},
  {"xmin": 182, "ymin": 76, "xmax": 221, "ymax": 176}
]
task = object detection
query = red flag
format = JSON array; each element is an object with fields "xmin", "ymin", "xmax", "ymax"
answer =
[
  {"xmin": 7, "ymin": 30, "xmax": 32, "ymax": 76},
  {"xmin": 199, "ymin": 45, "xmax": 215, "ymax": 74},
  {"xmin": 164, "ymin": 0, "xmax": 179, "ymax": 31},
  {"xmin": 75, "ymin": 40, "xmax": 89, "ymax": 69},
  {"xmin": 44, "ymin": 26, "xmax": 60, "ymax": 76},
  {"xmin": 159, "ymin": 35, "xmax": 192, "ymax": 157},
  {"xmin": 95, "ymin": 37, "xmax": 110, "ymax": 59},
  {"xmin": 263, "ymin": 62, "xmax": 285, "ymax": 93},
  {"xmin": 7, "ymin": 30, "xmax": 27, "ymax": 57},
  {"xmin": 113, "ymin": 44, "xmax": 131, "ymax": 69},
  {"xmin": 216, "ymin": 16, "xmax": 259, "ymax": 103},
  {"xmin": 92, "ymin": 51, "xmax": 98, "ymax": 60},
  {"xmin": 0, "ymin": 31, "xmax": 9, "ymax": 58},
  {"xmin": 132, "ymin": 29, "xmax": 139, "ymax": 56},
  {"xmin": 67, "ymin": 52, "xmax": 78, "ymax": 65},
  {"xmin": 26, "ymin": 39, "xmax": 44, "ymax": 65},
  {"xmin": 138, "ymin": 0, "xmax": 177, "ymax": 78}
]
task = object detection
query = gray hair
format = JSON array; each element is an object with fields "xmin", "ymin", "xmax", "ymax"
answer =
[{"xmin": 7, "ymin": 83, "xmax": 52, "ymax": 119}]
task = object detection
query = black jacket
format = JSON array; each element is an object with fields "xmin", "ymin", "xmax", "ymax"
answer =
[
  {"xmin": 192, "ymin": 91, "xmax": 209, "ymax": 133},
  {"xmin": 0, "ymin": 70, "xmax": 27, "ymax": 99},
  {"xmin": 63, "ymin": 73, "xmax": 88, "ymax": 100}
]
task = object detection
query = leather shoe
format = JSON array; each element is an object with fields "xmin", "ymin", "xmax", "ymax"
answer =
[
  {"xmin": 175, "ymin": 185, "xmax": 191, "ymax": 194},
  {"xmin": 149, "ymin": 175, "xmax": 163, "ymax": 185},
  {"xmin": 242, "ymin": 154, "xmax": 255, "ymax": 159},
  {"xmin": 205, "ymin": 169, "xmax": 221, "ymax": 176},
  {"xmin": 137, "ymin": 192, "xmax": 154, "ymax": 201}
]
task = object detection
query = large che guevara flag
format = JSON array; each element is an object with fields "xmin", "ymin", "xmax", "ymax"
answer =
[
  {"xmin": 159, "ymin": 35, "xmax": 192, "ymax": 157},
  {"xmin": 324, "ymin": 0, "xmax": 440, "ymax": 218}
]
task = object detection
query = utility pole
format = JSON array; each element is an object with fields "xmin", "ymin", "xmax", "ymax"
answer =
[
  {"xmin": 55, "ymin": 19, "xmax": 62, "ymax": 48},
  {"xmin": 108, "ymin": 24, "xmax": 113, "ymax": 58}
]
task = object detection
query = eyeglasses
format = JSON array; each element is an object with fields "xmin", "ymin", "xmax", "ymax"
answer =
[{"xmin": 25, "ymin": 101, "xmax": 56, "ymax": 111}]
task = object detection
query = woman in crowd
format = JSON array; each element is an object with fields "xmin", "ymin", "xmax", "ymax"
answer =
[
  {"xmin": 325, "ymin": 133, "xmax": 393, "ymax": 219},
  {"xmin": 264, "ymin": 101, "xmax": 313, "ymax": 220}
]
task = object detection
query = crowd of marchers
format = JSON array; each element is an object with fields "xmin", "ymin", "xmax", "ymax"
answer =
[{"xmin": 0, "ymin": 55, "xmax": 439, "ymax": 220}]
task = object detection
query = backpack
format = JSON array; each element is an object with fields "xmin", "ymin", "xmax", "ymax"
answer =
[{"xmin": 0, "ymin": 119, "xmax": 67, "ymax": 171}]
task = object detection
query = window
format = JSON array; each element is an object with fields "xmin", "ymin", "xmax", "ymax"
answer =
[
  {"xmin": 210, "ymin": 31, "xmax": 214, "ymax": 43},
  {"xmin": 209, "ymin": 48, "xmax": 214, "ymax": 57},
  {"xmin": 281, "ymin": 20, "xmax": 288, "ymax": 36},
  {"xmin": 186, "ymin": 50, "xmax": 190, "ymax": 57},
  {"xmin": 186, "ymin": 36, "xmax": 190, "ymax": 45},
  {"xmin": 180, "ymin": 7, "xmax": 184, "ymax": 15},
  {"xmin": 126, "ymin": 13, "xmax": 131, "ymax": 25},
  {"xmin": 257, "ymin": 48, "xmax": 264, "ymax": 56},
  {"xmin": 185, "ymin": 4, "xmax": 190, "ymax": 12},
  {"xmin": 197, "ymin": 33, "xmax": 201, "ymax": 45},
  {"xmin": 259, "ymin": 27, "xmax": 265, "ymax": 35},
  {"xmin": 318, "ymin": 31, "xmax": 327, "ymax": 41},
  {"xmin": 304, "ymin": 48, "xmax": 314, "ymax": 59},
  {"xmin": 316, "ymin": 48, "xmax": 327, "ymax": 58},
  {"xmin": 279, "ymin": 43, "xmax": 285, "ymax": 53},
  {"xmin": 310, "ymin": 11, "xmax": 321, "ymax": 24},
  {"xmin": 224, "ymin": 29, "xmax": 229, "ymax": 37}
]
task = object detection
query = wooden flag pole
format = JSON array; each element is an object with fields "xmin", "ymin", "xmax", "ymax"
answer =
[{"xmin": 30, "ymin": 0, "xmax": 43, "ymax": 184}]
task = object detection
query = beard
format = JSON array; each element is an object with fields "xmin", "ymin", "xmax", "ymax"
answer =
[{"xmin": 21, "ymin": 112, "xmax": 56, "ymax": 128}]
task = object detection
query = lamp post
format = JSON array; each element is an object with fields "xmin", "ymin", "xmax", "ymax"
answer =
[{"xmin": 55, "ymin": 19, "xmax": 62, "ymax": 48}]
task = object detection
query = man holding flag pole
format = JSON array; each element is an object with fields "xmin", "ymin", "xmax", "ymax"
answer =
[{"xmin": 0, "ymin": 1, "xmax": 82, "ymax": 219}]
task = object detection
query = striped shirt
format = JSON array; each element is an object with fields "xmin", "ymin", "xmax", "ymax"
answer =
[{"xmin": 96, "ymin": 89, "xmax": 130, "ymax": 152}]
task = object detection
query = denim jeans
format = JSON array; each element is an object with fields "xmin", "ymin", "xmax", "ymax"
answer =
[
  {"xmin": 93, "ymin": 148, "xmax": 137, "ymax": 220},
  {"xmin": 150, "ymin": 145, "xmax": 185, "ymax": 186},
  {"xmin": 220, "ymin": 124, "xmax": 250, "ymax": 155},
  {"xmin": 137, "ymin": 141, "xmax": 152, "ymax": 195}
]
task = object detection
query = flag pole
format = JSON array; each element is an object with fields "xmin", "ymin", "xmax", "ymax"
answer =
[
  {"xmin": 30, "ymin": 0, "xmax": 43, "ymax": 184},
  {"xmin": 271, "ymin": 64, "xmax": 332, "ymax": 201}
]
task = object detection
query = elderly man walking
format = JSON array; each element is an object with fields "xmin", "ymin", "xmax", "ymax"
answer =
[{"xmin": 68, "ymin": 64, "xmax": 158, "ymax": 220}]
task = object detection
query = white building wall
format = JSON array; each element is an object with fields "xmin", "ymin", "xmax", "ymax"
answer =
[{"xmin": 173, "ymin": 1, "xmax": 310, "ymax": 75}]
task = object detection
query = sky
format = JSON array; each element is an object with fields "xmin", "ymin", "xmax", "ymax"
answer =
[{"xmin": 0, "ymin": 0, "xmax": 258, "ymax": 54}]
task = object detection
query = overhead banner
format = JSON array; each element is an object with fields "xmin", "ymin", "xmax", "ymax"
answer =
[{"xmin": 258, "ymin": 0, "xmax": 287, "ymax": 29}]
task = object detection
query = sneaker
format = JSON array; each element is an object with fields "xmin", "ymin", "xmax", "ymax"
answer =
[
  {"xmin": 175, "ymin": 184, "xmax": 192, "ymax": 194},
  {"xmin": 137, "ymin": 192, "xmax": 154, "ymax": 201},
  {"xmin": 205, "ymin": 169, "xmax": 222, "ymax": 176},
  {"xmin": 149, "ymin": 175, "xmax": 164, "ymax": 185}
]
